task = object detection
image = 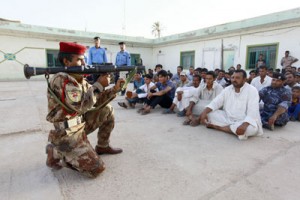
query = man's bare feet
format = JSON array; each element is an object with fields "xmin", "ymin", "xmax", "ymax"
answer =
[{"xmin": 190, "ymin": 118, "xmax": 200, "ymax": 127}]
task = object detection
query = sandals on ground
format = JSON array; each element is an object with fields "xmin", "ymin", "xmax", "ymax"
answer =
[
  {"xmin": 189, "ymin": 119, "xmax": 200, "ymax": 127},
  {"xmin": 137, "ymin": 108, "xmax": 144, "ymax": 113},
  {"xmin": 141, "ymin": 109, "xmax": 150, "ymax": 115},
  {"xmin": 183, "ymin": 119, "xmax": 192, "ymax": 125},
  {"xmin": 118, "ymin": 102, "xmax": 128, "ymax": 109}
]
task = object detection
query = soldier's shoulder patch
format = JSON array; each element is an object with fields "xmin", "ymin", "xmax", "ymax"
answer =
[{"xmin": 66, "ymin": 84, "xmax": 82, "ymax": 103}]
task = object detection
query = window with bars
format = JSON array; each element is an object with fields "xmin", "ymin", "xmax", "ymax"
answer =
[
  {"xmin": 180, "ymin": 51, "xmax": 195, "ymax": 69},
  {"xmin": 46, "ymin": 50, "xmax": 62, "ymax": 67},
  {"xmin": 246, "ymin": 44, "xmax": 278, "ymax": 70},
  {"xmin": 130, "ymin": 53, "xmax": 141, "ymax": 66}
]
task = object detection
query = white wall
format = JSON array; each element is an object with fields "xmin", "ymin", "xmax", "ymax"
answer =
[
  {"xmin": 96, "ymin": 43, "xmax": 153, "ymax": 67},
  {"xmin": 0, "ymin": 36, "xmax": 153, "ymax": 81},
  {"xmin": 1, "ymin": 25, "xmax": 300, "ymax": 80},
  {"xmin": 0, "ymin": 35, "xmax": 50, "ymax": 80},
  {"xmin": 151, "ymin": 27, "xmax": 300, "ymax": 74},
  {"xmin": 153, "ymin": 39, "xmax": 236, "ymax": 73},
  {"xmin": 240, "ymin": 27, "xmax": 300, "ymax": 68}
]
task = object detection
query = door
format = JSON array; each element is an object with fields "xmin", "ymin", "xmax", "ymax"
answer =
[
  {"xmin": 223, "ymin": 50, "xmax": 235, "ymax": 71},
  {"xmin": 130, "ymin": 53, "xmax": 141, "ymax": 66},
  {"xmin": 202, "ymin": 50, "xmax": 215, "ymax": 70},
  {"xmin": 180, "ymin": 51, "xmax": 195, "ymax": 69}
]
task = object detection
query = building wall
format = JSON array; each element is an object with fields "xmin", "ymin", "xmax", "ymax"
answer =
[
  {"xmin": 104, "ymin": 44, "xmax": 153, "ymax": 68},
  {"xmin": 152, "ymin": 38, "xmax": 236, "ymax": 72},
  {"xmin": 151, "ymin": 26, "xmax": 300, "ymax": 73},
  {"xmin": 240, "ymin": 27, "xmax": 300, "ymax": 67},
  {"xmin": 1, "ymin": 25, "xmax": 300, "ymax": 80},
  {"xmin": 0, "ymin": 35, "xmax": 153, "ymax": 81},
  {"xmin": 0, "ymin": 35, "xmax": 48, "ymax": 81}
]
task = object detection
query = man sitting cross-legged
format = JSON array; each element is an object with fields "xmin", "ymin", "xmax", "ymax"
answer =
[
  {"xmin": 118, "ymin": 74, "xmax": 155, "ymax": 109},
  {"xmin": 259, "ymin": 72, "xmax": 292, "ymax": 130},
  {"xmin": 162, "ymin": 75, "xmax": 201, "ymax": 117},
  {"xmin": 192, "ymin": 70, "xmax": 263, "ymax": 140},
  {"xmin": 185, "ymin": 71, "xmax": 223, "ymax": 126},
  {"xmin": 176, "ymin": 71, "xmax": 191, "ymax": 87},
  {"xmin": 288, "ymin": 86, "xmax": 300, "ymax": 121},
  {"xmin": 138, "ymin": 70, "xmax": 176, "ymax": 115}
]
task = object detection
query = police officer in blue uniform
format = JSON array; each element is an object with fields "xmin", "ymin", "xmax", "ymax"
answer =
[
  {"xmin": 115, "ymin": 42, "xmax": 131, "ymax": 95},
  {"xmin": 88, "ymin": 36, "xmax": 108, "ymax": 83}
]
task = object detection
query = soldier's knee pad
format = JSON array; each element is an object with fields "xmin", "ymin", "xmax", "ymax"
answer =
[{"xmin": 89, "ymin": 164, "xmax": 106, "ymax": 178}]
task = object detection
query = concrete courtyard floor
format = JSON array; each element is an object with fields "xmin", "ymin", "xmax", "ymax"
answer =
[{"xmin": 0, "ymin": 80, "xmax": 300, "ymax": 200}]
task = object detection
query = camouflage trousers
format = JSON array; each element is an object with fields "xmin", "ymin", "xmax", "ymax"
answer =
[
  {"xmin": 48, "ymin": 104, "xmax": 115, "ymax": 178},
  {"xmin": 84, "ymin": 104, "xmax": 115, "ymax": 148}
]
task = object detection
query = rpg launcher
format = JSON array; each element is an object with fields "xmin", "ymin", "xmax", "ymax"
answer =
[{"xmin": 24, "ymin": 64, "xmax": 146, "ymax": 79}]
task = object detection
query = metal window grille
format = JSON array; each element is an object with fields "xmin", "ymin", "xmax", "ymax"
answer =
[
  {"xmin": 46, "ymin": 50, "xmax": 62, "ymax": 67},
  {"xmin": 180, "ymin": 51, "xmax": 195, "ymax": 69},
  {"xmin": 247, "ymin": 45, "xmax": 277, "ymax": 69}
]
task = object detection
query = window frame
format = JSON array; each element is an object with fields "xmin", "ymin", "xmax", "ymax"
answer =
[
  {"xmin": 130, "ymin": 53, "xmax": 141, "ymax": 66},
  {"xmin": 245, "ymin": 43, "xmax": 279, "ymax": 70},
  {"xmin": 180, "ymin": 50, "xmax": 195, "ymax": 70},
  {"xmin": 46, "ymin": 49, "xmax": 61, "ymax": 68}
]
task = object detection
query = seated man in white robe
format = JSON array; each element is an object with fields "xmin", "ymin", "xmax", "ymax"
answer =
[
  {"xmin": 184, "ymin": 71, "xmax": 223, "ymax": 125},
  {"xmin": 162, "ymin": 75, "xmax": 201, "ymax": 116},
  {"xmin": 192, "ymin": 70, "xmax": 263, "ymax": 140}
]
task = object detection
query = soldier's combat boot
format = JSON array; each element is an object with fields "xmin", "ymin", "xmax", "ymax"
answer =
[{"xmin": 95, "ymin": 145, "xmax": 123, "ymax": 155}]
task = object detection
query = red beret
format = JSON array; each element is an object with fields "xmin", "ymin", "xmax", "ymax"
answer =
[{"xmin": 59, "ymin": 42, "xmax": 86, "ymax": 55}]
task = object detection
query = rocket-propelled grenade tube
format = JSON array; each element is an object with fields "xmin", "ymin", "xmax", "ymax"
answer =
[{"xmin": 23, "ymin": 64, "xmax": 146, "ymax": 79}]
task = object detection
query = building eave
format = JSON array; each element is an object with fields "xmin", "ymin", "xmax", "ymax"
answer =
[
  {"xmin": 0, "ymin": 7, "xmax": 300, "ymax": 47},
  {"xmin": 153, "ymin": 7, "xmax": 300, "ymax": 45}
]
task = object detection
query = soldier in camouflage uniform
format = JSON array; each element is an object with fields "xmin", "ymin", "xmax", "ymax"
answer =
[{"xmin": 46, "ymin": 42, "xmax": 123, "ymax": 178}]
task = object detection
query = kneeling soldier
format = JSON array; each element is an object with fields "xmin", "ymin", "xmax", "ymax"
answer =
[{"xmin": 46, "ymin": 42, "xmax": 123, "ymax": 178}]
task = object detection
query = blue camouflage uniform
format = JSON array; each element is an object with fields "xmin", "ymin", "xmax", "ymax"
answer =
[{"xmin": 259, "ymin": 86, "xmax": 292, "ymax": 126}]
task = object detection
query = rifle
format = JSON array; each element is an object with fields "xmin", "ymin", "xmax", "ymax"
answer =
[{"xmin": 24, "ymin": 64, "xmax": 146, "ymax": 79}]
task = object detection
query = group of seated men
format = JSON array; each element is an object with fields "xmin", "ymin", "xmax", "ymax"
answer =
[{"xmin": 117, "ymin": 64, "xmax": 300, "ymax": 140}]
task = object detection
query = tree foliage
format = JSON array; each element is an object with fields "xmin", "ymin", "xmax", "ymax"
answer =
[{"xmin": 151, "ymin": 21, "xmax": 162, "ymax": 38}]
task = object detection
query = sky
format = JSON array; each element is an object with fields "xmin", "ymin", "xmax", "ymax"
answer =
[{"xmin": 2, "ymin": 0, "xmax": 300, "ymax": 38}]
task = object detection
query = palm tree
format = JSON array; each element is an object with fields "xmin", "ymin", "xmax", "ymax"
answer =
[{"xmin": 152, "ymin": 21, "xmax": 162, "ymax": 38}]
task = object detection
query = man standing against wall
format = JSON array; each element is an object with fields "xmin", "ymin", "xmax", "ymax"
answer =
[
  {"xmin": 256, "ymin": 54, "xmax": 266, "ymax": 70},
  {"xmin": 88, "ymin": 36, "xmax": 108, "ymax": 83},
  {"xmin": 115, "ymin": 41, "xmax": 131, "ymax": 95},
  {"xmin": 281, "ymin": 50, "xmax": 298, "ymax": 74}
]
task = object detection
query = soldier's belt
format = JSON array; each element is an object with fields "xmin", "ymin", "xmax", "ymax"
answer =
[{"xmin": 55, "ymin": 115, "xmax": 84, "ymax": 129}]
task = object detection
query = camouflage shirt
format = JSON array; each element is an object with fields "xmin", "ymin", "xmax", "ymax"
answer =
[{"xmin": 46, "ymin": 72, "xmax": 117, "ymax": 123}]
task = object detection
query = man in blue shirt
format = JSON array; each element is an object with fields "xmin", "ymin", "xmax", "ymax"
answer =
[
  {"xmin": 115, "ymin": 42, "xmax": 131, "ymax": 67},
  {"xmin": 88, "ymin": 36, "xmax": 108, "ymax": 83},
  {"xmin": 171, "ymin": 66, "xmax": 183, "ymax": 85},
  {"xmin": 133, "ymin": 71, "xmax": 145, "ymax": 90},
  {"xmin": 115, "ymin": 42, "xmax": 131, "ymax": 95},
  {"xmin": 138, "ymin": 70, "xmax": 176, "ymax": 115}
]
